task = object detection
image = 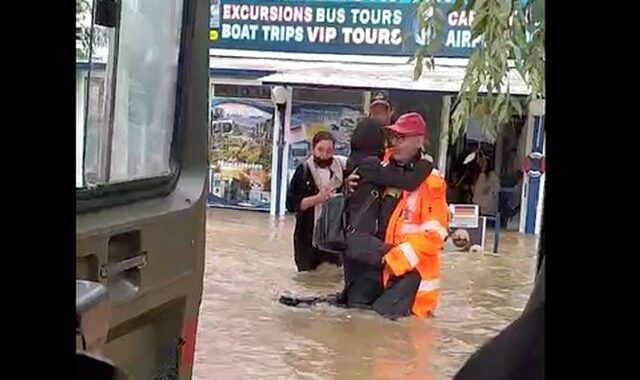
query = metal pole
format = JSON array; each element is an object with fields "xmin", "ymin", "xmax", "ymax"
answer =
[
  {"xmin": 274, "ymin": 104, "xmax": 285, "ymax": 216},
  {"xmin": 493, "ymin": 212, "xmax": 500, "ymax": 254}
]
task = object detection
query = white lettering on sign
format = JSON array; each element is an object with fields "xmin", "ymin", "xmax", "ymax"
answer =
[
  {"xmin": 391, "ymin": 28, "xmax": 402, "ymax": 45},
  {"xmin": 342, "ymin": 27, "xmax": 403, "ymax": 45},
  {"xmin": 349, "ymin": 9, "xmax": 403, "ymax": 25},
  {"xmin": 445, "ymin": 29, "xmax": 482, "ymax": 48},
  {"xmin": 222, "ymin": 4, "xmax": 313, "ymax": 23},
  {"xmin": 448, "ymin": 11, "xmax": 475, "ymax": 27},
  {"xmin": 221, "ymin": 23, "xmax": 260, "ymax": 41},
  {"xmin": 215, "ymin": 2, "xmax": 483, "ymax": 55},
  {"xmin": 315, "ymin": 8, "xmax": 346, "ymax": 24},
  {"xmin": 307, "ymin": 26, "xmax": 338, "ymax": 43},
  {"xmin": 261, "ymin": 25, "xmax": 304, "ymax": 42}
]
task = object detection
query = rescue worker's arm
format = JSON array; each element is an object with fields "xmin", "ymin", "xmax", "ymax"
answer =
[
  {"xmin": 359, "ymin": 157, "xmax": 433, "ymax": 192},
  {"xmin": 383, "ymin": 177, "xmax": 448, "ymax": 277}
]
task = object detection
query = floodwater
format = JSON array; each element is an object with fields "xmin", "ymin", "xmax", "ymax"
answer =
[{"xmin": 193, "ymin": 208, "xmax": 538, "ymax": 380}]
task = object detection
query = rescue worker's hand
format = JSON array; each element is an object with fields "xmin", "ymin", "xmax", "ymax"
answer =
[{"xmin": 346, "ymin": 173, "xmax": 360, "ymax": 194}]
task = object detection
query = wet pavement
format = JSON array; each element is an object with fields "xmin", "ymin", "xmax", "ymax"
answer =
[{"xmin": 193, "ymin": 208, "xmax": 539, "ymax": 380}]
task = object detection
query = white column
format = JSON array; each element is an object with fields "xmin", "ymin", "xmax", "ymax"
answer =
[
  {"xmin": 278, "ymin": 87, "xmax": 293, "ymax": 217},
  {"xmin": 534, "ymin": 136, "xmax": 546, "ymax": 235},
  {"xmin": 269, "ymin": 108, "xmax": 281, "ymax": 216}
]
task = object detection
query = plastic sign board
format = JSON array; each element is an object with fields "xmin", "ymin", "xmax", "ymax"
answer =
[
  {"xmin": 209, "ymin": 0, "xmax": 489, "ymax": 58},
  {"xmin": 449, "ymin": 204, "xmax": 479, "ymax": 229}
]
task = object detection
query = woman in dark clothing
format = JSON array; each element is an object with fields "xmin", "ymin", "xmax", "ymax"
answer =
[{"xmin": 286, "ymin": 131, "xmax": 343, "ymax": 272}]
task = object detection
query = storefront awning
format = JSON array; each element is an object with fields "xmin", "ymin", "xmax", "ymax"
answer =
[{"xmin": 210, "ymin": 53, "xmax": 530, "ymax": 95}]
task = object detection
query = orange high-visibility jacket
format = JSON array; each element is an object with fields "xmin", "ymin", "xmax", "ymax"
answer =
[{"xmin": 381, "ymin": 151, "xmax": 448, "ymax": 318}]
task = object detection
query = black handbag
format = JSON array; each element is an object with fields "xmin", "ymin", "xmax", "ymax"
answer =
[{"xmin": 314, "ymin": 189, "xmax": 379, "ymax": 254}]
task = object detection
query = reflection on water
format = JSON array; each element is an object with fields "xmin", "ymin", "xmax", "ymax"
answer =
[{"xmin": 194, "ymin": 209, "xmax": 538, "ymax": 380}]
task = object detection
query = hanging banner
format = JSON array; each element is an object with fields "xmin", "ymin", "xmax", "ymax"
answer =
[
  {"xmin": 209, "ymin": 0, "xmax": 484, "ymax": 58},
  {"xmin": 208, "ymin": 98, "xmax": 274, "ymax": 212}
]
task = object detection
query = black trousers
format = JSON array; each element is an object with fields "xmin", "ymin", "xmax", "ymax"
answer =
[
  {"xmin": 295, "ymin": 245, "xmax": 342, "ymax": 272},
  {"xmin": 341, "ymin": 266, "xmax": 421, "ymax": 320}
]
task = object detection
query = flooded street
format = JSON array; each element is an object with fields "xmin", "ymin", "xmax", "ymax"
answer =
[{"xmin": 193, "ymin": 208, "xmax": 539, "ymax": 380}]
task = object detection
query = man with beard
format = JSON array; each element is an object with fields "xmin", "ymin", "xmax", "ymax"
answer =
[{"xmin": 286, "ymin": 131, "xmax": 344, "ymax": 271}]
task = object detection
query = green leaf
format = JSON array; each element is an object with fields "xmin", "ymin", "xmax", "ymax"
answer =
[
  {"xmin": 512, "ymin": 15, "xmax": 527, "ymax": 47},
  {"xmin": 533, "ymin": 0, "xmax": 545, "ymax": 24},
  {"xmin": 424, "ymin": 59, "xmax": 433, "ymax": 71},
  {"xmin": 511, "ymin": 97, "xmax": 523, "ymax": 116},
  {"xmin": 492, "ymin": 95, "xmax": 505, "ymax": 115},
  {"xmin": 414, "ymin": 55, "xmax": 424, "ymax": 80},
  {"xmin": 451, "ymin": 0, "xmax": 465, "ymax": 12},
  {"xmin": 471, "ymin": 14, "xmax": 489, "ymax": 41}
]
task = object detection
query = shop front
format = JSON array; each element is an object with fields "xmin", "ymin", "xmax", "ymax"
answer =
[{"xmin": 207, "ymin": 0, "xmax": 545, "ymax": 234}]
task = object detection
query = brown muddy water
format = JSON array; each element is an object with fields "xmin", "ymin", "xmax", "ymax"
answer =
[{"xmin": 193, "ymin": 208, "xmax": 538, "ymax": 380}]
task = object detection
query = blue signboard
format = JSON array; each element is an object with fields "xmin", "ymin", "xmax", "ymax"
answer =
[{"xmin": 209, "ymin": 0, "xmax": 483, "ymax": 58}]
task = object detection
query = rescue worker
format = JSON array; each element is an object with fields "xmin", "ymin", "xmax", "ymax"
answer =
[{"xmin": 349, "ymin": 112, "xmax": 448, "ymax": 319}]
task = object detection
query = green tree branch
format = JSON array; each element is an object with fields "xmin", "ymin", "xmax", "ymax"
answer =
[{"xmin": 414, "ymin": 0, "xmax": 545, "ymax": 142}]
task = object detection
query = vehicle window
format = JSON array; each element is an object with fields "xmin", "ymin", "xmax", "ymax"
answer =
[{"xmin": 76, "ymin": 0, "xmax": 185, "ymax": 189}]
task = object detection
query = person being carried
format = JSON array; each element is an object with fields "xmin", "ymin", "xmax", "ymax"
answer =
[{"xmin": 339, "ymin": 117, "xmax": 434, "ymax": 309}]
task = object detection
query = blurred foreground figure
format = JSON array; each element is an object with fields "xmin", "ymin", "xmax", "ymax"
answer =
[{"xmin": 453, "ymin": 231, "xmax": 545, "ymax": 380}]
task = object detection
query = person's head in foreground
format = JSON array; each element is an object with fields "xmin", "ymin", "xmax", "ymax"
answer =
[{"xmin": 385, "ymin": 112, "xmax": 428, "ymax": 164}]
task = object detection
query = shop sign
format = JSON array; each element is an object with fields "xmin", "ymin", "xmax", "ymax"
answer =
[{"xmin": 209, "ymin": 0, "xmax": 488, "ymax": 58}]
